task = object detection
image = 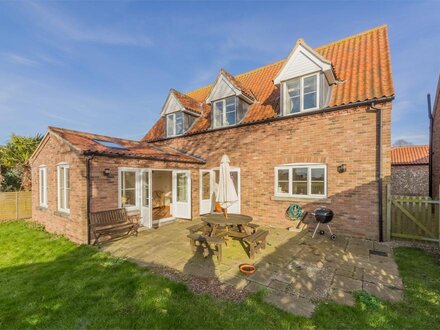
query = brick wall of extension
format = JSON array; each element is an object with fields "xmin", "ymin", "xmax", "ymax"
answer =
[{"xmin": 31, "ymin": 102, "xmax": 391, "ymax": 243}]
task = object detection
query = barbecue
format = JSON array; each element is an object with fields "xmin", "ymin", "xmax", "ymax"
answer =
[{"xmin": 312, "ymin": 207, "xmax": 336, "ymax": 240}]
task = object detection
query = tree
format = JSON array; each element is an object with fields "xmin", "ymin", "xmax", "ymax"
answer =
[
  {"xmin": 0, "ymin": 134, "xmax": 43, "ymax": 191},
  {"xmin": 393, "ymin": 139, "xmax": 413, "ymax": 147}
]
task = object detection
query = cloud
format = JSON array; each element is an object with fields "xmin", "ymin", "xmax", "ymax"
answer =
[
  {"xmin": 2, "ymin": 53, "xmax": 39, "ymax": 67},
  {"xmin": 24, "ymin": 2, "xmax": 153, "ymax": 48}
]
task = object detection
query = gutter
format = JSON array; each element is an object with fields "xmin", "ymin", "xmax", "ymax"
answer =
[
  {"xmin": 367, "ymin": 103, "xmax": 384, "ymax": 242},
  {"xmin": 81, "ymin": 150, "xmax": 205, "ymax": 164},
  {"xmin": 86, "ymin": 155, "xmax": 94, "ymax": 245},
  {"xmin": 147, "ymin": 96, "xmax": 395, "ymax": 143},
  {"xmin": 428, "ymin": 93, "xmax": 433, "ymax": 198}
]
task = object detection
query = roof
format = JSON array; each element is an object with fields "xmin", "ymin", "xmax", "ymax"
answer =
[
  {"xmin": 218, "ymin": 69, "xmax": 256, "ymax": 102},
  {"xmin": 170, "ymin": 89, "xmax": 202, "ymax": 114},
  {"xmin": 48, "ymin": 127, "xmax": 205, "ymax": 164},
  {"xmin": 391, "ymin": 145, "xmax": 429, "ymax": 165},
  {"xmin": 143, "ymin": 25, "xmax": 394, "ymax": 141}
]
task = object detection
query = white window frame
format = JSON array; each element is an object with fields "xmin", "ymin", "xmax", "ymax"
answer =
[
  {"xmin": 39, "ymin": 166, "xmax": 48, "ymax": 208},
  {"xmin": 166, "ymin": 112, "xmax": 184, "ymax": 137},
  {"xmin": 57, "ymin": 163, "xmax": 70, "ymax": 213},
  {"xmin": 213, "ymin": 96, "xmax": 236, "ymax": 128},
  {"xmin": 284, "ymin": 73, "xmax": 320, "ymax": 115},
  {"xmin": 274, "ymin": 164, "xmax": 327, "ymax": 198},
  {"xmin": 118, "ymin": 168, "xmax": 140, "ymax": 211}
]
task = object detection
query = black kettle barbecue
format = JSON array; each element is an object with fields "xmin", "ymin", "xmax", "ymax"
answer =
[{"xmin": 312, "ymin": 207, "xmax": 336, "ymax": 240}]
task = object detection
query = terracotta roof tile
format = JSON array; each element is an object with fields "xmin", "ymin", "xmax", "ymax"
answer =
[
  {"xmin": 391, "ymin": 145, "xmax": 429, "ymax": 165},
  {"xmin": 219, "ymin": 69, "xmax": 256, "ymax": 102},
  {"xmin": 143, "ymin": 25, "xmax": 394, "ymax": 141},
  {"xmin": 49, "ymin": 126, "xmax": 205, "ymax": 163},
  {"xmin": 171, "ymin": 89, "xmax": 202, "ymax": 114}
]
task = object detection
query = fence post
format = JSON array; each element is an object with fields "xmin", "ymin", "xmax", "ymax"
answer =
[
  {"xmin": 386, "ymin": 184, "xmax": 392, "ymax": 241},
  {"xmin": 15, "ymin": 192, "xmax": 19, "ymax": 220}
]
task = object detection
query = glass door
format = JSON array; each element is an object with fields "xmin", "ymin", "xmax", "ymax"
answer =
[
  {"xmin": 199, "ymin": 170, "xmax": 214, "ymax": 214},
  {"xmin": 172, "ymin": 170, "xmax": 191, "ymax": 219},
  {"xmin": 140, "ymin": 169, "xmax": 152, "ymax": 228},
  {"xmin": 213, "ymin": 168, "xmax": 241, "ymax": 214}
]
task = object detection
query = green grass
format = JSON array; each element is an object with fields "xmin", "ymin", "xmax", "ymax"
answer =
[{"xmin": 0, "ymin": 221, "xmax": 439, "ymax": 329}]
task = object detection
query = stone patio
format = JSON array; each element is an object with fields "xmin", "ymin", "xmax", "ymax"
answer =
[{"xmin": 101, "ymin": 220, "xmax": 403, "ymax": 317}]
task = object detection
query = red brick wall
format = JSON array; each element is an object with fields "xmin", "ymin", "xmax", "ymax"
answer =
[
  {"xmin": 31, "ymin": 102, "xmax": 391, "ymax": 242},
  {"xmin": 30, "ymin": 134, "xmax": 88, "ymax": 244}
]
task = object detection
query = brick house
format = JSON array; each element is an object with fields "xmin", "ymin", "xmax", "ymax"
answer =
[
  {"xmin": 30, "ymin": 25, "xmax": 394, "ymax": 244},
  {"xmin": 391, "ymin": 145, "xmax": 429, "ymax": 196}
]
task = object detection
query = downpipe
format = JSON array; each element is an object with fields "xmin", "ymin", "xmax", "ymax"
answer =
[{"xmin": 367, "ymin": 103, "xmax": 384, "ymax": 242}]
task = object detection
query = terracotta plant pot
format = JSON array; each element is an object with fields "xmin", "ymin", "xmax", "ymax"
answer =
[{"xmin": 239, "ymin": 264, "xmax": 256, "ymax": 276}]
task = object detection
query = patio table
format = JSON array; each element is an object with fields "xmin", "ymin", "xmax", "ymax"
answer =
[{"xmin": 201, "ymin": 213, "xmax": 253, "ymax": 239}]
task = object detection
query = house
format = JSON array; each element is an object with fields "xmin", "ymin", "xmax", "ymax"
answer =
[
  {"xmin": 30, "ymin": 25, "xmax": 394, "ymax": 244},
  {"xmin": 391, "ymin": 145, "xmax": 429, "ymax": 196},
  {"xmin": 430, "ymin": 75, "xmax": 440, "ymax": 198}
]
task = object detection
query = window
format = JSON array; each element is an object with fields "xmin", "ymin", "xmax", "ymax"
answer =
[
  {"xmin": 213, "ymin": 96, "xmax": 236, "ymax": 128},
  {"xmin": 39, "ymin": 166, "xmax": 47, "ymax": 208},
  {"xmin": 176, "ymin": 172, "xmax": 188, "ymax": 202},
  {"xmin": 119, "ymin": 169, "xmax": 138, "ymax": 209},
  {"xmin": 275, "ymin": 164, "xmax": 326, "ymax": 198},
  {"xmin": 167, "ymin": 112, "xmax": 184, "ymax": 137},
  {"xmin": 94, "ymin": 140, "xmax": 127, "ymax": 150},
  {"xmin": 57, "ymin": 164, "xmax": 70, "ymax": 213},
  {"xmin": 284, "ymin": 73, "xmax": 319, "ymax": 114}
]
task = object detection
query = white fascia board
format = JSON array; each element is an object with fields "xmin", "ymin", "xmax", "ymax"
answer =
[
  {"xmin": 160, "ymin": 92, "xmax": 185, "ymax": 117},
  {"xmin": 274, "ymin": 43, "xmax": 333, "ymax": 85},
  {"xmin": 206, "ymin": 73, "xmax": 240, "ymax": 103}
]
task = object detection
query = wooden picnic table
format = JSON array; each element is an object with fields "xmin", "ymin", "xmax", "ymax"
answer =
[{"xmin": 201, "ymin": 213, "xmax": 253, "ymax": 239}]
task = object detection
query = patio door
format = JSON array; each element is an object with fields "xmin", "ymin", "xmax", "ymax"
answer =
[
  {"xmin": 213, "ymin": 167, "xmax": 241, "ymax": 214},
  {"xmin": 140, "ymin": 169, "xmax": 152, "ymax": 228},
  {"xmin": 200, "ymin": 170, "xmax": 214, "ymax": 215},
  {"xmin": 172, "ymin": 170, "xmax": 191, "ymax": 219}
]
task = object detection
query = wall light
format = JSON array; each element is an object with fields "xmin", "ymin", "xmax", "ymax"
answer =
[
  {"xmin": 103, "ymin": 168, "xmax": 111, "ymax": 177},
  {"xmin": 337, "ymin": 164, "xmax": 347, "ymax": 173}
]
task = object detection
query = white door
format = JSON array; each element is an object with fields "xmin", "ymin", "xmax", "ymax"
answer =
[
  {"xmin": 172, "ymin": 170, "xmax": 191, "ymax": 219},
  {"xmin": 213, "ymin": 168, "xmax": 241, "ymax": 214},
  {"xmin": 140, "ymin": 169, "xmax": 152, "ymax": 228},
  {"xmin": 199, "ymin": 170, "xmax": 214, "ymax": 215}
]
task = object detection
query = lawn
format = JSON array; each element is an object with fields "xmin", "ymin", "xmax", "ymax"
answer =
[{"xmin": 0, "ymin": 221, "xmax": 439, "ymax": 329}]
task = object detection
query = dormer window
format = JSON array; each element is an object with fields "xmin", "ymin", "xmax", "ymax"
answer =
[
  {"xmin": 167, "ymin": 112, "xmax": 184, "ymax": 137},
  {"xmin": 285, "ymin": 73, "xmax": 319, "ymax": 114},
  {"xmin": 213, "ymin": 97, "xmax": 236, "ymax": 128}
]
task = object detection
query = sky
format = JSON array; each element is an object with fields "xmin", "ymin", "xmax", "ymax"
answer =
[{"xmin": 0, "ymin": 0, "xmax": 439, "ymax": 145}]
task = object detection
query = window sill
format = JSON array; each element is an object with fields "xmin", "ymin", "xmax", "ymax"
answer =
[
  {"xmin": 54, "ymin": 211, "xmax": 70, "ymax": 219},
  {"xmin": 38, "ymin": 206, "xmax": 48, "ymax": 211},
  {"xmin": 271, "ymin": 195, "xmax": 331, "ymax": 204}
]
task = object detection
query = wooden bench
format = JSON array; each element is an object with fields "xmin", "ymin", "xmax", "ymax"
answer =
[
  {"xmin": 186, "ymin": 223, "xmax": 209, "ymax": 235},
  {"xmin": 246, "ymin": 223, "xmax": 259, "ymax": 234},
  {"xmin": 243, "ymin": 230, "xmax": 269, "ymax": 259},
  {"xmin": 90, "ymin": 208, "xmax": 139, "ymax": 245},
  {"xmin": 187, "ymin": 233, "xmax": 225, "ymax": 262}
]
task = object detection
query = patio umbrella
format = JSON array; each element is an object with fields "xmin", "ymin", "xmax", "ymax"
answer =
[{"xmin": 216, "ymin": 154, "xmax": 239, "ymax": 217}]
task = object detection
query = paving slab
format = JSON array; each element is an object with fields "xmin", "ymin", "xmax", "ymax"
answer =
[
  {"xmin": 264, "ymin": 291, "xmax": 316, "ymax": 317},
  {"xmin": 327, "ymin": 288, "xmax": 356, "ymax": 306},
  {"xmin": 332, "ymin": 275, "xmax": 362, "ymax": 292},
  {"xmin": 363, "ymin": 281, "xmax": 404, "ymax": 302}
]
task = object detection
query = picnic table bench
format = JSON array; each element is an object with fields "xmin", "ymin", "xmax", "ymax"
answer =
[
  {"xmin": 90, "ymin": 208, "xmax": 139, "ymax": 245},
  {"xmin": 243, "ymin": 230, "xmax": 269, "ymax": 259}
]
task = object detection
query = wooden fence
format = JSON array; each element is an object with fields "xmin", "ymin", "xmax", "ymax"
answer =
[
  {"xmin": 0, "ymin": 191, "xmax": 32, "ymax": 221},
  {"xmin": 386, "ymin": 185, "xmax": 440, "ymax": 245}
]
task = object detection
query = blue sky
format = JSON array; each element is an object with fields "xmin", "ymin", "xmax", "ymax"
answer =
[{"xmin": 0, "ymin": 1, "xmax": 439, "ymax": 145}]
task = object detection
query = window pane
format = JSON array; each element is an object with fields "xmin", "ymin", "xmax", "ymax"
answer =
[
  {"xmin": 122, "ymin": 189, "xmax": 136, "ymax": 207},
  {"xmin": 292, "ymin": 168, "xmax": 308, "ymax": 181},
  {"xmin": 124, "ymin": 172, "xmax": 136, "ymax": 189},
  {"xmin": 292, "ymin": 168, "xmax": 308, "ymax": 195},
  {"xmin": 311, "ymin": 182, "xmax": 325, "ymax": 195},
  {"xmin": 304, "ymin": 92, "xmax": 317, "ymax": 110},
  {"xmin": 303, "ymin": 75, "xmax": 317, "ymax": 94},
  {"xmin": 226, "ymin": 97, "xmax": 235, "ymax": 110},
  {"xmin": 230, "ymin": 171, "xmax": 238, "ymax": 193},
  {"xmin": 289, "ymin": 97, "xmax": 300, "ymax": 113},
  {"xmin": 59, "ymin": 167, "xmax": 65, "ymax": 209},
  {"xmin": 311, "ymin": 168, "xmax": 324, "ymax": 181},
  {"xmin": 226, "ymin": 110, "xmax": 236, "ymax": 126},
  {"xmin": 214, "ymin": 101, "xmax": 223, "ymax": 127},
  {"xmin": 175, "ymin": 112, "xmax": 183, "ymax": 135},
  {"xmin": 177, "ymin": 173, "xmax": 187, "ymax": 202},
  {"xmin": 278, "ymin": 169, "xmax": 289, "ymax": 181},
  {"xmin": 167, "ymin": 115, "xmax": 174, "ymax": 136},
  {"xmin": 65, "ymin": 168, "xmax": 70, "ymax": 210},
  {"xmin": 202, "ymin": 172, "xmax": 211, "ymax": 200},
  {"xmin": 287, "ymin": 79, "xmax": 300, "ymax": 96}
]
